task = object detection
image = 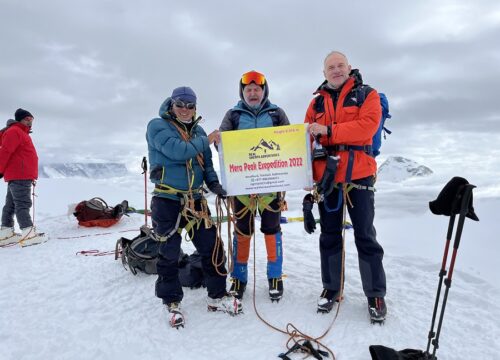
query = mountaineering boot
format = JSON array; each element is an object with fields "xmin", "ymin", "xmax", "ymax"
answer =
[
  {"xmin": 229, "ymin": 277, "xmax": 247, "ymax": 299},
  {"xmin": 207, "ymin": 293, "xmax": 243, "ymax": 315},
  {"xmin": 317, "ymin": 289, "xmax": 341, "ymax": 314},
  {"xmin": 19, "ymin": 226, "xmax": 46, "ymax": 247},
  {"xmin": 166, "ymin": 302, "xmax": 184, "ymax": 329},
  {"xmin": 268, "ymin": 277, "xmax": 284, "ymax": 302},
  {"xmin": 368, "ymin": 297, "xmax": 387, "ymax": 324},
  {"xmin": 0, "ymin": 227, "xmax": 21, "ymax": 246}
]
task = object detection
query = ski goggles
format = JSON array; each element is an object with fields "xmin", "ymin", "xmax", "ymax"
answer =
[
  {"xmin": 241, "ymin": 70, "xmax": 266, "ymax": 86},
  {"xmin": 173, "ymin": 100, "xmax": 196, "ymax": 110}
]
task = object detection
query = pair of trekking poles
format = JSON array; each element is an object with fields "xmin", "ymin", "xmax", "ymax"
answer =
[
  {"xmin": 424, "ymin": 177, "xmax": 479, "ymax": 359},
  {"xmin": 370, "ymin": 176, "xmax": 479, "ymax": 360}
]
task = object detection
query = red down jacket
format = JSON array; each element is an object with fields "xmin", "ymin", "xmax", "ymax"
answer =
[{"xmin": 0, "ymin": 122, "xmax": 38, "ymax": 181}]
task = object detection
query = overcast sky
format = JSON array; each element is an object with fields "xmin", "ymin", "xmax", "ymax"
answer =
[{"xmin": 1, "ymin": 0, "xmax": 500, "ymax": 185}]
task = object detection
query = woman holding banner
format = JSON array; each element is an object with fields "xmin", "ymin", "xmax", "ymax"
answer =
[{"xmin": 146, "ymin": 86, "xmax": 242, "ymax": 328}]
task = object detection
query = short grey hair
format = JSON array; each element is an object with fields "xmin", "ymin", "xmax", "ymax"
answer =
[{"xmin": 323, "ymin": 51, "xmax": 349, "ymax": 67}]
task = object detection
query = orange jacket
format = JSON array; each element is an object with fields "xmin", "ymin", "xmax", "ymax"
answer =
[{"xmin": 304, "ymin": 76, "xmax": 381, "ymax": 183}]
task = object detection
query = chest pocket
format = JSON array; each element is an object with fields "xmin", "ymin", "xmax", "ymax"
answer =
[{"xmin": 341, "ymin": 106, "xmax": 359, "ymax": 123}]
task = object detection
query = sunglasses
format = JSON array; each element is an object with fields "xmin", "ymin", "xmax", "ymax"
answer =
[
  {"xmin": 173, "ymin": 100, "xmax": 196, "ymax": 110},
  {"xmin": 241, "ymin": 70, "xmax": 266, "ymax": 86}
]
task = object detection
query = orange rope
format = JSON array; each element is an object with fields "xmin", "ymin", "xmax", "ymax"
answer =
[{"xmin": 248, "ymin": 186, "xmax": 350, "ymax": 359}]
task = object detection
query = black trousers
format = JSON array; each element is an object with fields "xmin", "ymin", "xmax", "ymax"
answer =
[
  {"xmin": 318, "ymin": 176, "xmax": 386, "ymax": 297},
  {"xmin": 152, "ymin": 196, "xmax": 227, "ymax": 304}
]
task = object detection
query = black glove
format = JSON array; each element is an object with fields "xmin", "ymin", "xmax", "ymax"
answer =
[
  {"xmin": 302, "ymin": 194, "xmax": 316, "ymax": 234},
  {"xmin": 207, "ymin": 182, "xmax": 227, "ymax": 197},
  {"xmin": 317, "ymin": 155, "xmax": 339, "ymax": 196},
  {"xmin": 0, "ymin": 173, "xmax": 3, "ymax": 179}
]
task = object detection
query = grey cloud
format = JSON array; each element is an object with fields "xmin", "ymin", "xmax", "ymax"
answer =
[{"xmin": 1, "ymin": 0, "xmax": 500, "ymax": 174}]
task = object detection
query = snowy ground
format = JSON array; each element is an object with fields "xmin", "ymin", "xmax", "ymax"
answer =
[{"xmin": 1, "ymin": 174, "xmax": 499, "ymax": 360}]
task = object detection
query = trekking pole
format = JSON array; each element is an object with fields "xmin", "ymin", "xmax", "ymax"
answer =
[
  {"xmin": 427, "ymin": 184, "xmax": 476, "ymax": 360},
  {"xmin": 425, "ymin": 184, "xmax": 479, "ymax": 360},
  {"xmin": 425, "ymin": 213, "xmax": 455, "ymax": 355},
  {"xmin": 32, "ymin": 180, "xmax": 37, "ymax": 226},
  {"xmin": 141, "ymin": 157, "xmax": 148, "ymax": 227}
]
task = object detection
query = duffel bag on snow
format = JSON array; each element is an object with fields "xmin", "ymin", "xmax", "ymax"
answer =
[
  {"xmin": 369, "ymin": 345, "xmax": 429, "ymax": 360},
  {"xmin": 178, "ymin": 250, "xmax": 205, "ymax": 289},
  {"xmin": 74, "ymin": 197, "xmax": 128, "ymax": 227}
]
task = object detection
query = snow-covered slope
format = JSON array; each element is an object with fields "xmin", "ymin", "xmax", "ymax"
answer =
[
  {"xmin": 378, "ymin": 156, "xmax": 433, "ymax": 182},
  {"xmin": 39, "ymin": 163, "xmax": 129, "ymax": 178},
  {"xmin": 0, "ymin": 176, "xmax": 498, "ymax": 360}
]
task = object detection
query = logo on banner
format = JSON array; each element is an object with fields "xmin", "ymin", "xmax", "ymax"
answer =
[{"xmin": 249, "ymin": 138, "xmax": 281, "ymax": 159}]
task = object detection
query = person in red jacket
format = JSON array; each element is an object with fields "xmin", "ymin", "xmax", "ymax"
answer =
[
  {"xmin": 0, "ymin": 108, "xmax": 45, "ymax": 247},
  {"xmin": 304, "ymin": 51, "xmax": 387, "ymax": 323}
]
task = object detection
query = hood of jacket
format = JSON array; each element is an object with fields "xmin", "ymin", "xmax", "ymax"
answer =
[{"xmin": 159, "ymin": 97, "xmax": 174, "ymax": 119}]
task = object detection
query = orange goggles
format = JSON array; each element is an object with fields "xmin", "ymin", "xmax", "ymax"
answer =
[{"xmin": 241, "ymin": 70, "xmax": 266, "ymax": 86}]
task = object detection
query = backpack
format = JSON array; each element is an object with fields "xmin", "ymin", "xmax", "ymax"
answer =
[
  {"xmin": 116, "ymin": 226, "xmax": 160, "ymax": 275},
  {"xmin": 372, "ymin": 93, "xmax": 391, "ymax": 157},
  {"xmin": 0, "ymin": 120, "xmax": 16, "ymax": 147},
  {"xmin": 313, "ymin": 87, "xmax": 392, "ymax": 157},
  {"xmin": 229, "ymin": 108, "xmax": 281, "ymax": 129},
  {"xmin": 116, "ymin": 226, "xmax": 206, "ymax": 287},
  {"xmin": 73, "ymin": 197, "xmax": 128, "ymax": 227}
]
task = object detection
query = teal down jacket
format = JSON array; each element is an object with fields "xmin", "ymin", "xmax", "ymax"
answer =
[{"xmin": 146, "ymin": 97, "xmax": 219, "ymax": 200}]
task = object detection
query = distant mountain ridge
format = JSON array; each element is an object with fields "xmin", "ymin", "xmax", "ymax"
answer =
[
  {"xmin": 377, "ymin": 156, "xmax": 433, "ymax": 182},
  {"xmin": 39, "ymin": 163, "xmax": 129, "ymax": 178}
]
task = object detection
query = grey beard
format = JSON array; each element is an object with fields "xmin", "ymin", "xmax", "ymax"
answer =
[
  {"xmin": 246, "ymin": 102, "xmax": 263, "ymax": 114},
  {"xmin": 326, "ymin": 82, "xmax": 342, "ymax": 90},
  {"xmin": 326, "ymin": 77, "xmax": 349, "ymax": 89}
]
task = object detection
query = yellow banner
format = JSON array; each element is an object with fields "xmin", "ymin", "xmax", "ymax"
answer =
[{"xmin": 218, "ymin": 124, "xmax": 312, "ymax": 196}]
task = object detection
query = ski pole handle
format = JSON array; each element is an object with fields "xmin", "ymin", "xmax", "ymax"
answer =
[
  {"xmin": 141, "ymin": 156, "xmax": 148, "ymax": 174},
  {"xmin": 452, "ymin": 184, "xmax": 475, "ymax": 251}
]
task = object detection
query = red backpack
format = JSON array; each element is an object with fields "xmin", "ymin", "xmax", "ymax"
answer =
[{"xmin": 73, "ymin": 198, "xmax": 128, "ymax": 227}]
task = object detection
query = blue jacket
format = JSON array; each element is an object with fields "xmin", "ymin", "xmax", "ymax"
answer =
[
  {"xmin": 219, "ymin": 100, "xmax": 289, "ymax": 131},
  {"xmin": 146, "ymin": 98, "xmax": 219, "ymax": 200}
]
